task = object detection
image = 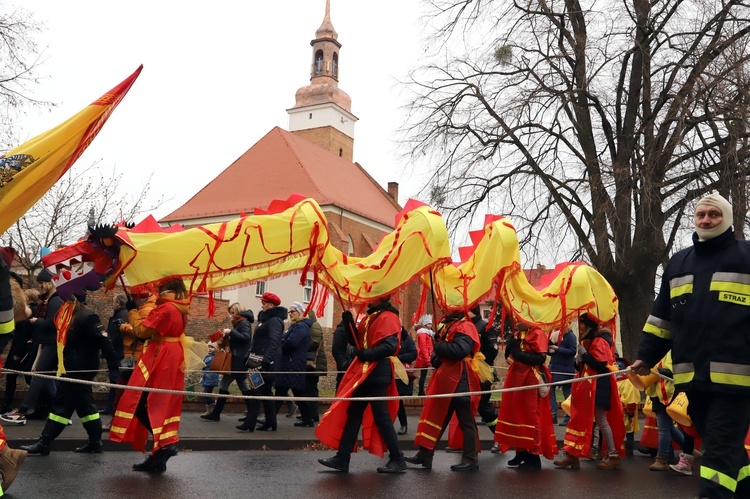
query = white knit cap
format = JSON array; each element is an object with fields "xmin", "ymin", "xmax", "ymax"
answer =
[
  {"xmin": 290, "ymin": 301, "xmax": 305, "ymax": 314},
  {"xmin": 419, "ymin": 314, "xmax": 433, "ymax": 326},
  {"xmin": 695, "ymin": 193, "xmax": 733, "ymax": 240}
]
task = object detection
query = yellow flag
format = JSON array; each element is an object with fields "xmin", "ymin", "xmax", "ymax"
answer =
[{"xmin": 0, "ymin": 65, "xmax": 143, "ymax": 234}]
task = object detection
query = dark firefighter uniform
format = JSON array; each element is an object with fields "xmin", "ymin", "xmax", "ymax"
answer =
[
  {"xmin": 637, "ymin": 227, "xmax": 750, "ymax": 498},
  {"xmin": 23, "ymin": 303, "xmax": 119, "ymax": 453}
]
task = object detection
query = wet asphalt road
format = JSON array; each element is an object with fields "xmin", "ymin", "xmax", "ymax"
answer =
[{"xmin": 7, "ymin": 450, "xmax": 700, "ymax": 499}]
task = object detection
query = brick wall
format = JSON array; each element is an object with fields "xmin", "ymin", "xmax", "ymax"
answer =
[{"xmin": 291, "ymin": 126, "xmax": 354, "ymax": 161}]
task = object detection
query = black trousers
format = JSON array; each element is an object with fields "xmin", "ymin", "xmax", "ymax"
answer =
[
  {"xmin": 688, "ymin": 389, "xmax": 750, "ymax": 499},
  {"xmin": 302, "ymin": 372, "xmax": 321, "ymax": 422},
  {"xmin": 337, "ymin": 382, "xmax": 403, "ymax": 461},
  {"xmin": 246, "ymin": 381, "xmax": 276, "ymax": 428},
  {"xmin": 41, "ymin": 377, "xmax": 101, "ymax": 444},
  {"xmin": 477, "ymin": 379, "xmax": 498, "ymax": 428},
  {"xmin": 420, "ymin": 396, "xmax": 478, "ymax": 463}
]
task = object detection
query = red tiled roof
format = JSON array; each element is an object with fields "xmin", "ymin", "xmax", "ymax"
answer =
[{"xmin": 160, "ymin": 127, "xmax": 401, "ymax": 227}]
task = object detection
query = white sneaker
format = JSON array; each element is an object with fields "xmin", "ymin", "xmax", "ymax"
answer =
[
  {"xmin": 669, "ymin": 453, "xmax": 694, "ymax": 476},
  {"xmin": 0, "ymin": 411, "xmax": 26, "ymax": 425}
]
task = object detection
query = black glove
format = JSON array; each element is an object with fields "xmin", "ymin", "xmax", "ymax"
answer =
[
  {"xmin": 657, "ymin": 367, "xmax": 673, "ymax": 378},
  {"xmin": 342, "ymin": 311, "xmax": 354, "ymax": 323},
  {"xmin": 355, "ymin": 349, "xmax": 366, "ymax": 361},
  {"xmin": 126, "ymin": 299, "xmax": 137, "ymax": 311}
]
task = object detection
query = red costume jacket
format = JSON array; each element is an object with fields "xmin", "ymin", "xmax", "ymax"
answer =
[
  {"xmin": 315, "ymin": 308, "xmax": 401, "ymax": 457},
  {"xmin": 495, "ymin": 326, "xmax": 557, "ymax": 458},
  {"xmin": 414, "ymin": 318, "xmax": 481, "ymax": 450},
  {"xmin": 562, "ymin": 332, "xmax": 626, "ymax": 458},
  {"xmin": 109, "ymin": 296, "xmax": 188, "ymax": 454}
]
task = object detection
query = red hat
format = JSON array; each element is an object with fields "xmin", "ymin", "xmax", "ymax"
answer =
[
  {"xmin": 261, "ymin": 292, "xmax": 281, "ymax": 307},
  {"xmin": 0, "ymin": 247, "xmax": 16, "ymax": 267}
]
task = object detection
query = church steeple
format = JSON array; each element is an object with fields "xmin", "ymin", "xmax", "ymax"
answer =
[{"xmin": 287, "ymin": 0, "xmax": 358, "ymax": 160}]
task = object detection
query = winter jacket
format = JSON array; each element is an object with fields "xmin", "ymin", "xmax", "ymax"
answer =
[
  {"xmin": 274, "ymin": 317, "xmax": 311, "ymax": 391},
  {"xmin": 63, "ymin": 305, "xmax": 120, "ymax": 381},
  {"xmin": 332, "ymin": 320, "xmax": 356, "ymax": 372},
  {"xmin": 201, "ymin": 352, "xmax": 220, "ymax": 387},
  {"xmin": 307, "ymin": 311, "xmax": 328, "ymax": 374},
  {"xmin": 107, "ymin": 306, "xmax": 130, "ymax": 360},
  {"xmin": 414, "ymin": 327, "xmax": 434, "ymax": 368},
  {"xmin": 226, "ymin": 310, "xmax": 253, "ymax": 372},
  {"xmin": 252, "ymin": 306, "xmax": 287, "ymax": 382},
  {"xmin": 549, "ymin": 329, "xmax": 577, "ymax": 378},
  {"xmin": 396, "ymin": 328, "xmax": 417, "ymax": 395},
  {"xmin": 638, "ymin": 228, "xmax": 750, "ymax": 395}
]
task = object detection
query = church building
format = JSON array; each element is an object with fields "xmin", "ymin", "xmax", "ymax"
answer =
[{"xmin": 159, "ymin": 1, "xmax": 416, "ymax": 328}]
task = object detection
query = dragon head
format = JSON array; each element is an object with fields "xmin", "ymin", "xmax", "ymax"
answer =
[{"xmin": 41, "ymin": 224, "xmax": 129, "ymax": 301}]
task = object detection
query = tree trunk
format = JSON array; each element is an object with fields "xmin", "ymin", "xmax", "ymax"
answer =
[{"xmin": 611, "ymin": 273, "xmax": 658, "ymax": 361}]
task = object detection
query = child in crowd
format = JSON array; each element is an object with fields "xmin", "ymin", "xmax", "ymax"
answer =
[{"xmin": 200, "ymin": 343, "xmax": 220, "ymax": 416}]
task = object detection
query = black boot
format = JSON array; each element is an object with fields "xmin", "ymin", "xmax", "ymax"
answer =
[
  {"xmin": 74, "ymin": 440, "xmax": 103, "ymax": 453},
  {"xmin": 377, "ymin": 458, "xmax": 407, "ymax": 473},
  {"xmin": 404, "ymin": 448, "xmax": 433, "ymax": 470},
  {"xmin": 201, "ymin": 390, "xmax": 228, "ymax": 421},
  {"xmin": 397, "ymin": 425, "xmax": 407, "ymax": 435},
  {"xmin": 318, "ymin": 454, "xmax": 350, "ymax": 472},
  {"xmin": 236, "ymin": 421, "xmax": 255, "ymax": 432},
  {"xmin": 507, "ymin": 451, "xmax": 528, "ymax": 466},
  {"xmin": 518, "ymin": 453, "xmax": 542, "ymax": 470},
  {"xmin": 451, "ymin": 459, "xmax": 479, "ymax": 472},
  {"xmin": 148, "ymin": 444, "xmax": 178, "ymax": 473},
  {"xmin": 132, "ymin": 454, "xmax": 156, "ymax": 472},
  {"xmin": 20, "ymin": 440, "xmax": 50, "ymax": 456}
]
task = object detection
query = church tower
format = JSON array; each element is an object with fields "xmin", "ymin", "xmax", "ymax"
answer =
[{"xmin": 287, "ymin": 0, "xmax": 358, "ymax": 160}]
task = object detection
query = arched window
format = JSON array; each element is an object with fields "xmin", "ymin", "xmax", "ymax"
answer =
[
  {"xmin": 347, "ymin": 235, "xmax": 355, "ymax": 256},
  {"xmin": 314, "ymin": 50, "xmax": 324, "ymax": 75},
  {"xmin": 332, "ymin": 52, "xmax": 339, "ymax": 77}
]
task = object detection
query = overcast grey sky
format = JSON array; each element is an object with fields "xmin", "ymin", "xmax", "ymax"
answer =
[{"xmin": 14, "ymin": 0, "xmax": 429, "ymax": 221}]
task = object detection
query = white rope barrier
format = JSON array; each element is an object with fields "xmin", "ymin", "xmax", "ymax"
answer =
[{"xmin": 0, "ymin": 366, "xmax": 664, "ymax": 403}]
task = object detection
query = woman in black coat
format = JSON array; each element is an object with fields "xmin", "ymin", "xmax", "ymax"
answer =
[
  {"xmin": 237, "ymin": 293, "xmax": 286, "ymax": 432},
  {"xmin": 274, "ymin": 302, "xmax": 313, "ymax": 426},
  {"xmin": 201, "ymin": 303, "xmax": 253, "ymax": 421},
  {"xmin": 395, "ymin": 327, "xmax": 417, "ymax": 435}
]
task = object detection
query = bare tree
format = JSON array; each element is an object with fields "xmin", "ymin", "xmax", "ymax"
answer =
[
  {"xmin": 402, "ymin": 0, "xmax": 750, "ymax": 358},
  {"xmin": 1, "ymin": 161, "xmax": 163, "ymax": 286},
  {"xmin": 0, "ymin": 6, "xmax": 52, "ymax": 151}
]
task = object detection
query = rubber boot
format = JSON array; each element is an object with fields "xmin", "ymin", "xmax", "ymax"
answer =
[
  {"xmin": 201, "ymin": 391, "xmax": 228, "ymax": 421},
  {"xmin": 0, "ymin": 445, "xmax": 27, "ymax": 492}
]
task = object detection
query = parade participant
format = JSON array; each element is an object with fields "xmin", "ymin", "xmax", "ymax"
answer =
[
  {"xmin": 236, "ymin": 292, "xmax": 284, "ymax": 432},
  {"xmin": 495, "ymin": 323, "xmax": 557, "ymax": 469},
  {"xmin": 331, "ymin": 317, "xmax": 356, "ymax": 391},
  {"xmin": 555, "ymin": 314, "xmax": 625, "ymax": 470},
  {"xmin": 109, "ymin": 278, "xmax": 191, "ymax": 473},
  {"xmin": 317, "ymin": 296, "xmax": 406, "ymax": 474},
  {"xmin": 0, "ymin": 249, "xmax": 28, "ymax": 494},
  {"xmin": 632, "ymin": 193, "xmax": 750, "ymax": 498},
  {"xmin": 20, "ymin": 295, "xmax": 120, "ymax": 456},
  {"xmin": 405, "ymin": 310, "xmax": 487, "ymax": 472},
  {"xmin": 469, "ymin": 306, "xmax": 499, "ymax": 434}
]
